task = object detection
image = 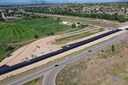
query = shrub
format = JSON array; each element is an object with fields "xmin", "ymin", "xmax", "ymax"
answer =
[
  {"xmin": 71, "ymin": 23, "xmax": 76, "ymax": 28},
  {"xmin": 112, "ymin": 45, "xmax": 115, "ymax": 52},
  {"xmin": 34, "ymin": 34, "xmax": 39, "ymax": 38}
]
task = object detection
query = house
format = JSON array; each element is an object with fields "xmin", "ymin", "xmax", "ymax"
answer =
[{"xmin": 1, "ymin": 11, "xmax": 14, "ymax": 22}]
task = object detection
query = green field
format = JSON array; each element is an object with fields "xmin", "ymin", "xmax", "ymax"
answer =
[
  {"xmin": 55, "ymin": 32, "xmax": 92, "ymax": 44},
  {"xmin": 0, "ymin": 45, "xmax": 6, "ymax": 61},
  {"xmin": 0, "ymin": 18, "xmax": 71, "ymax": 61},
  {"xmin": 55, "ymin": 28, "xmax": 104, "ymax": 44},
  {"xmin": 0, "ymin": 18, "xmax": 70, "ymax": 43}
]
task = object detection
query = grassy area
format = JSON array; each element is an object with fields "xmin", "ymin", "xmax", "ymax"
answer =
[
  {"xmin": 0, "ymin": 45, "xmax": 6, "ymax": 61},
  {"xmin": 55, "ymin": 32, "xmax": 92, "ymax": 44},
  {"xmin": 55, "ymin": 28, "xmax": 104, "ymax": 44},
  {"xmin": 105, "ymin": 62, "xmax": 128, "ymax": 85},
  {"xmin": 0, "ymin": 18, "xmax": 70, "ymax": 43},
  {"xmin": 23, "ymin": 76, "xmax": 43, "ymax": 85},
  {"xmin": 0, "ymin": 18, "xmax": 71, "ymax": 61}
]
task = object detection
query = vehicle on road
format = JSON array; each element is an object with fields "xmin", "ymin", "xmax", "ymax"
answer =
[
  {"xmin": 55, "ymin": 64, "xmax": 59, "ymax": 67},
  {"xmin": 88, "ymin": 50, "xmax": 92, "ymax": 52}
]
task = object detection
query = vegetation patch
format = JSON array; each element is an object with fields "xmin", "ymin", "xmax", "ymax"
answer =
[
  {"xmin": 24, "ymin": 76, "xmax": 43, "ymax": 85},
  {"xmin": 0, "ymin": 18, "xmax": 70, "ymax": 43},
  {"xmin": 55, "ymin": 32, "xmax": 92, "ymax": 44},
  {"xmin": 0, "ymin": 45, "xmax": 6, "ymax": 61},
  {"xmin": 56, "ymin": 38, "xmax": 128, "ymax": 85},
  {"xmin": 55, "ymin": 28, "xmax": 103, "ymax": 44}
]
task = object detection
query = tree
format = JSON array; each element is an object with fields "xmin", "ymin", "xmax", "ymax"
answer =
[
  {"xmin": 46, "ymin": 32, "xmax": 55, "ymax": 36},
  {"xmin": 79, "ymin": 24, "xmax": 87, "ymax": 28},
  {"xmin": 4, "ymin": 45, "xmax": 15, "ymax": 52},
  {"xmin": 71, "ymin": 23, "xmax": 76, "ymax": 28},
  {"xmin": 56, "ymin": 17, "xmax": 61, "ymax": 22},
  {"xmin": 0, "ymin": 12, "xmax": 4, "ymax": 21},
  {"xmin": 117, "ymin": 15, "xmax": 126, "ymax": 22},
  {"xmin": 34, "ymin": 34, "xmax": 39, "ymax": 38},
  {"xmin": 112, "ymin": 45, "xmax": 115, "ymax": 52}
]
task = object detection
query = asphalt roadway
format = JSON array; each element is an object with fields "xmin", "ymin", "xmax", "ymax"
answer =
[{"xmin": 1, "ymin": 31, "xmax": 128, "ymax": 85}]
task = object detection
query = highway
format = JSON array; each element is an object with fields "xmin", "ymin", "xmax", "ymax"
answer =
[{"xmin": 1, "ymin": 30, "xmax": 128, "ymax": 85}]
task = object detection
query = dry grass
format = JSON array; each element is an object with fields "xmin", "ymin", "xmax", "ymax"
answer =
[
  {"xmin": 23, "ymin": 76, "xmax": 43, "ymax": 85},
  {"xmin": 55, "ymin": 28, "xmax": 104, "ymax": 44},
  {"xmin": 56, "ymin": 38, "xmax": 128, "ymax": 85}
]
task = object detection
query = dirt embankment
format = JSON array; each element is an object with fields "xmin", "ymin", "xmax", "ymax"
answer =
[{"xmin": 56, "ymin": 38, "xmax": 128, "ymax": 85}]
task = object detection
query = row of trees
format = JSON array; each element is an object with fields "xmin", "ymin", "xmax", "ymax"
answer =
[
  {"xmin": 0, "ymin": 12, "xmax": 4, "ymax": 21},
  {"xmin": 25, "ymin": 7, "xmax": 127, "ymax": 22},
  {"xmin": 74, "ymin": 13, "xmax": 127, "ymax": 22},
  {"xmin": 43, "ymin": 11, "xmax": 127, "ymax": 22}
]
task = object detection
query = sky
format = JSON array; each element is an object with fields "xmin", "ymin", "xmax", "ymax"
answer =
[{"xmin": 0, "ymin": 0, "xmax": 127, "ymax": 5}]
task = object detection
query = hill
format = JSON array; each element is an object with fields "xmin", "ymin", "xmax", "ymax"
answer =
[{"xmin": 0, "ymin": 0, "xmax": 128, "ymax": 5}]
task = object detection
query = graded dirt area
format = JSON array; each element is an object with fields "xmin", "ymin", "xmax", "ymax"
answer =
[{"xmin": 56, "ymin": 37, "xmax": 128, "ymax": 85}]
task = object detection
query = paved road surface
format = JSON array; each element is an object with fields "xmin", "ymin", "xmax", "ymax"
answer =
[{"xmin": 1, "ymin": 31, "xmax": 128, "ymax": 85}]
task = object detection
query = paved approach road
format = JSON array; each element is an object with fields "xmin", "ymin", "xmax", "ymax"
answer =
[{"xmin": 2, "ymin": 31, "xmax": 128, "ymax": 85}]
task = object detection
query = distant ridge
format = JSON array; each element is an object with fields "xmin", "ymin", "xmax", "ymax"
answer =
[{"xmin": 0, "ymin": 0, "xmax": 128, "ymax": 6}]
